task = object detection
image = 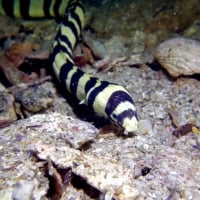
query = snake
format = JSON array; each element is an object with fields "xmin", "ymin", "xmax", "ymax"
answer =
[{"xmin": 0, "ymin": 0, "xmax": 138, "ymax": 134}]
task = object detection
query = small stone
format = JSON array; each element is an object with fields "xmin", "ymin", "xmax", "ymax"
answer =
[
  {"xmin": 155, "ymin": 37, "xmax": 200, "ymax": 77},
  {"xmin": 12, "ymin": 180, "xmax": 34, "ymax": 200},
  {"xmin": 138, "ymin": 119, "xmax": 153, "ymax": 134}
]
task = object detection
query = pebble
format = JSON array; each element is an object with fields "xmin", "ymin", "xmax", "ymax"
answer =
[
  {"xmin": 155, "ymin": 37, "xmax": 200, "ymax": 77},
  {"xmin": 138, "ymin": 119, "xmax": 153, "ymax": 135}
]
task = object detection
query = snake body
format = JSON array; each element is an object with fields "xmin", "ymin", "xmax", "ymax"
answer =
[
  {"xmin": 0, "ymin": 0, "xmax": 68, "ymax": 18},
  {"xmin": 0, "ymin": 0, "xmax": 138, "ymax": 134}
]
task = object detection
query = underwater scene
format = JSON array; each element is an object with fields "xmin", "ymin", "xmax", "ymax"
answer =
[{"xmin": 0, "ymin": 0, "xmax": 200, "ymax": 199}]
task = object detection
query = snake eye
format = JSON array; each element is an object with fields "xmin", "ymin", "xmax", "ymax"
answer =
[{"xmin": 111, "ymin": 113, "xmax": 117, "ymax": 120}]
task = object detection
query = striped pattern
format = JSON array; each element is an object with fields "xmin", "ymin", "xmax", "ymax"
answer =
[
  {"xmin": 0, "ymin": 0, "xmax": 138, "ymax": 133},
  {"xmin": 0, "ymin": 0, "xmax": 70, "ymax": 18},
  {"xmin": 51, "ymin": 0, "xmax": 138, "ymax": 133}
]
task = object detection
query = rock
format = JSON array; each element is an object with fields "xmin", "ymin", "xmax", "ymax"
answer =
[
  {"xmin": 138, "ymin": 119, "xmax": 153, "ymax": 135},
  {"xmin": 155, "ymin": 37, "xmax": 200, "ymax": 77},
  {"xmin": 0, "ymin": 113, "xmax": 98, "ymax": 200},
  {"xmin": 0, "ymin": 92, "xmax": 17, "ymax": 127},
  {"xmin": 36, "ymin": 142, "xmax": 140, "ymax": 200}
]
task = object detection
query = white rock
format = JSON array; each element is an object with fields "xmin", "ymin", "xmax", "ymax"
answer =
[
  {"xmin": 155, "ymin": 37, "xmax": 200, "ymax": 77},
  {"xmin": 138, "ymin": 119, "xmax": 153, "ymax": 134}
]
